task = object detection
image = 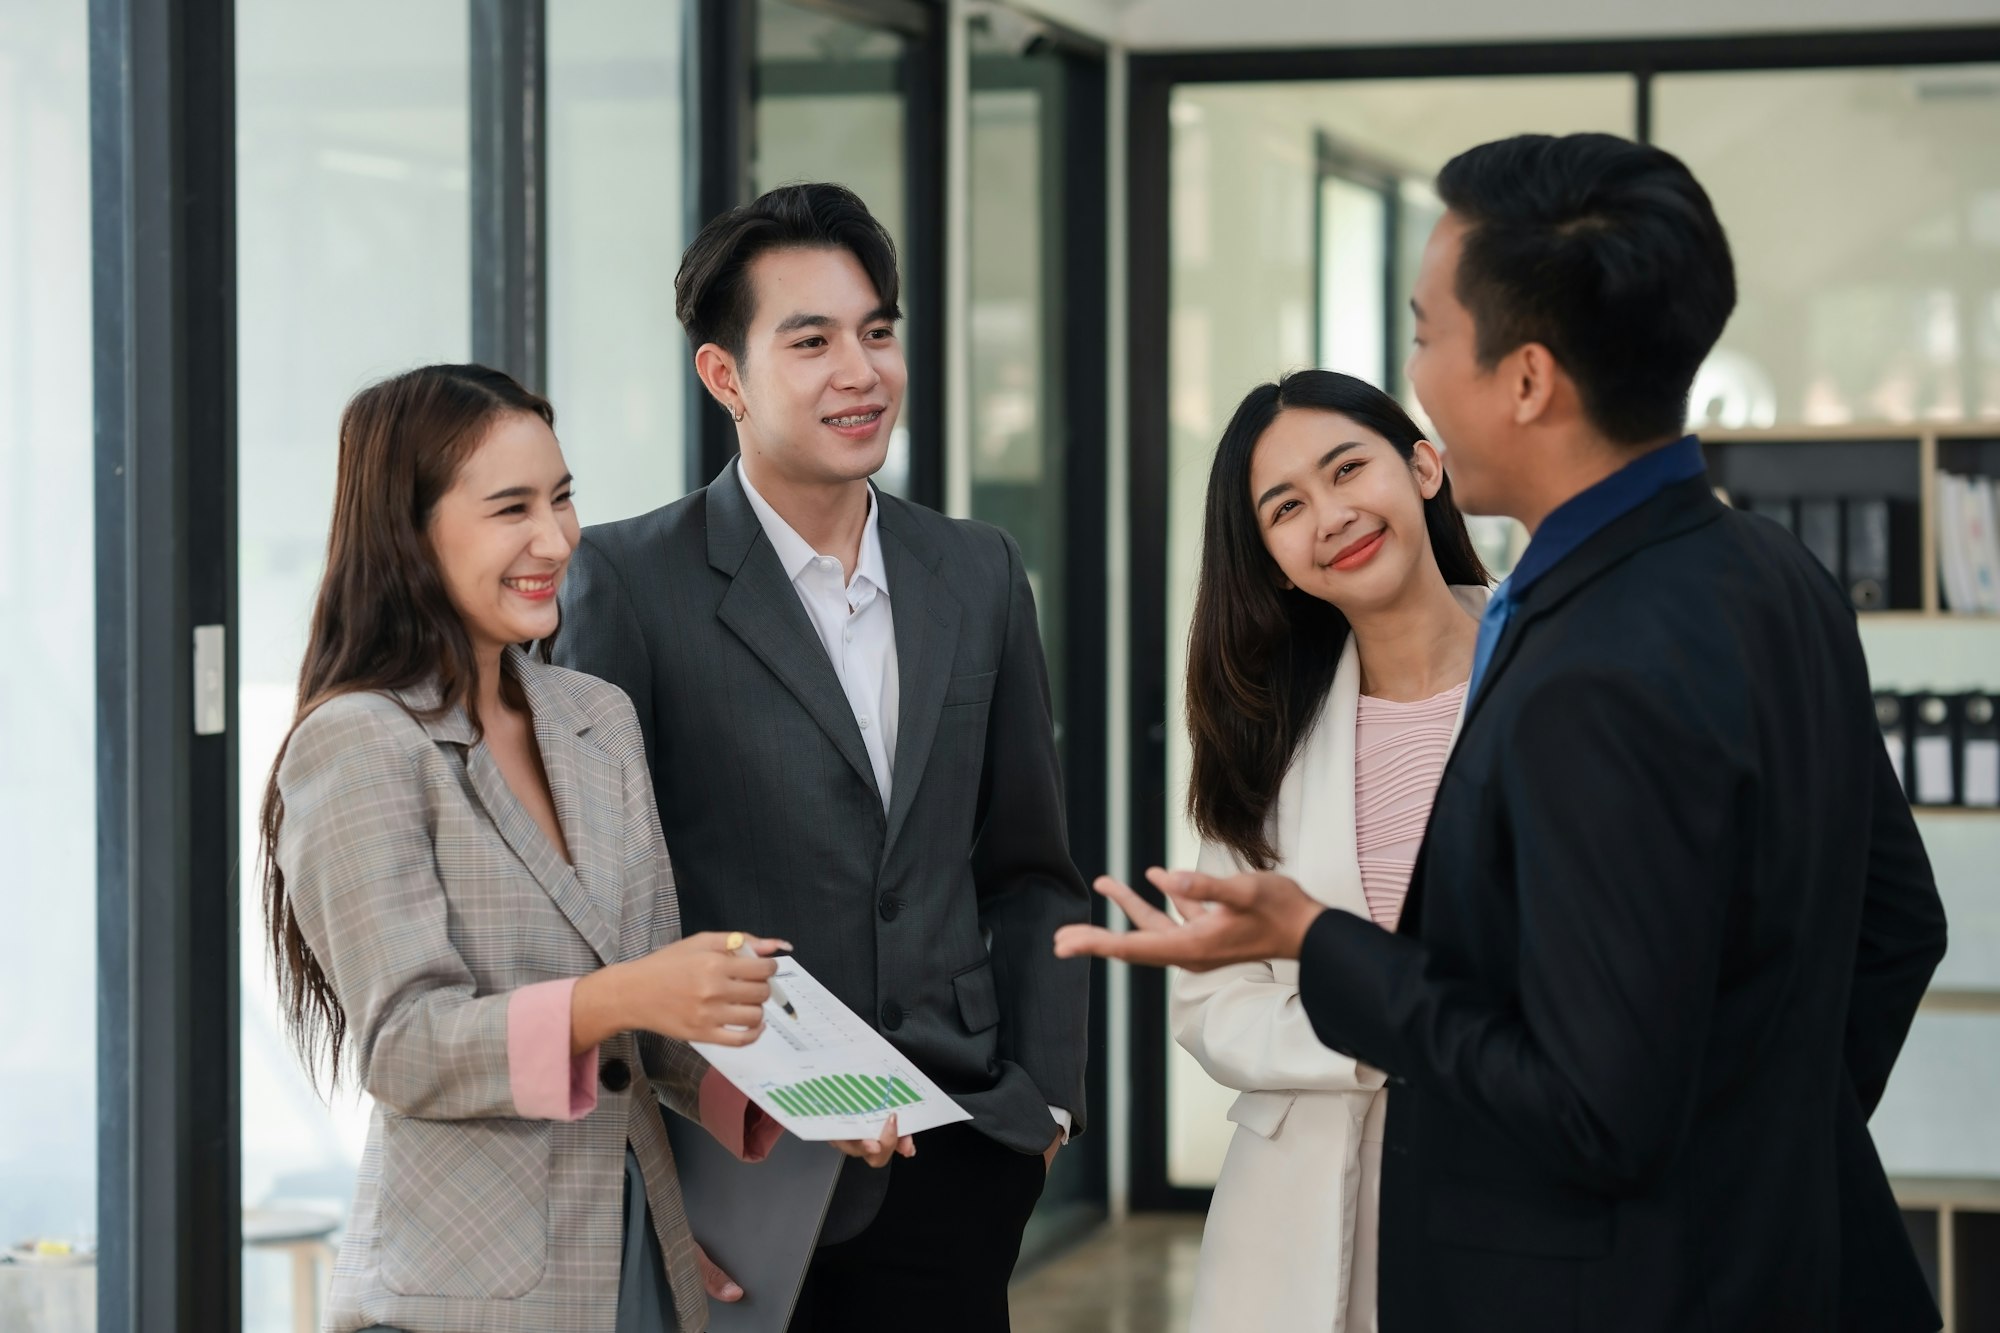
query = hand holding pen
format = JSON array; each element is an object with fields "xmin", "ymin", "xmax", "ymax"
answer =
[
  {"xmin": 728, "ymin": 931, "xmax": 798, "ymax": 1019},
  {"xmin": 570, "ymin": 930, "xmax": 789, "ymax": 1049}
]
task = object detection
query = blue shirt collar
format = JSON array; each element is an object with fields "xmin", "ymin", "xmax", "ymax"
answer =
[{"xmin": 1506, "ymin": 435, "xmax": 1706, "ymax": 597}]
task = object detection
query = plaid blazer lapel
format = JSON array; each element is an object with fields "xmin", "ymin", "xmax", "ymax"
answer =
[
  {"xmin": 518, "ymin": 659, "xmax": 630, "ymax": 961},
  {"xmin": 461, "ymin": 743, "xmax": 620, "ymax": 968},
  {"xmin": 406, "ymin": 657, "xmax": 623, "ymax": 968}
]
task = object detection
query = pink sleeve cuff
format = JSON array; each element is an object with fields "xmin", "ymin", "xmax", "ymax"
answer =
[
  {"xmin": 700, "ymin": 1067, "xmax": 783, "ymax": 1162},
  {"xmin": 507, "ymin": 978, "xmax": 599, "ymax": 1121}
]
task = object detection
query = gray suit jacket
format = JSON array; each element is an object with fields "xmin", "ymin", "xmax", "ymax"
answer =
[
  {"xmin": 556, "ymin": 463, "xmax": 1090, "ymax": 1240},
  {"xmin": 277, "ymin": 651, "xmax": 714, "ymax": 1331}
]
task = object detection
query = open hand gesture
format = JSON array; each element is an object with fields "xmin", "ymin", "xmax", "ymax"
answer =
[{"xmin": 1052, "ymin": 867, "xmax": 1324, "ymax": 972}]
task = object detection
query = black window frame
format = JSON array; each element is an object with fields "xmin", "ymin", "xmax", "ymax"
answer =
[
  {"xmin": 91, "ymin": 0, "xmax": 241, "ymax": 1324},
  {"xmin": 1124, "ymin": 22, "xmax": 2000, "ymax": 1213}
]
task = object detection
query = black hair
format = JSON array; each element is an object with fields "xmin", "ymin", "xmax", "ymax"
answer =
[
  {"xmin": 674, "ymin": 181, "xmax": 902, "ymax": 363},
  {"xmin": 1434, "ymin": 133, "xmax": 1736, "ymax": 445},
  {"xmin": 1185, "ymin": 370, "xmax": 1489, "ymax": 870}
]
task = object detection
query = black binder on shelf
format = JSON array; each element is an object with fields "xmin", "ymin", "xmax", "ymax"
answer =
[
  {"xmin": 1845, "ymin": 497, "xmax": 1891, "ymax": 611},
  {"xmin": 1961, "ymin": 691, "xmax": 1999, "ymax": 809},
  {"xmin": 1909, "ymin": 692, "xmax": 1958, "ymax": 807},
  {"xmin": 1875, "ymin": 692, "xmax": 1910, "ymax": 795},
  {"xmin": 1797, "ymin": 498, "xmax": 1843, "ymax": 582}
]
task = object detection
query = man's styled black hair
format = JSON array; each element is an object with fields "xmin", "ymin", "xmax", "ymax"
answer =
[
  {"xmin": 1435, "ymin": 133, "xmax": 1737, "ymax": 445},
  {"xmin": 674, "ymin": 181, "xmax": 902, "ymax": 361}
]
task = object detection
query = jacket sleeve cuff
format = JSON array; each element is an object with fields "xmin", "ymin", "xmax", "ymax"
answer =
[
  {"xmin": 507, "ymin": 977, "xmax": 599, "ymax": 1121},
  {"xmin": 700, "ymin": 1067, "xmax": 782, "ymax": 1162}
]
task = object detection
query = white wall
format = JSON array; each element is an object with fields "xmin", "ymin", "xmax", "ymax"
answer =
[{"xmin": 1116, "ymin": 0, "xmax": 1994, "ymax": 50}]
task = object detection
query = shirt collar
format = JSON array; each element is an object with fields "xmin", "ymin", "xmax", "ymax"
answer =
[
  {"xmin": 735, "ymin": 459, "xmax": 890, "ymax": 596},
  {"xmin": 1507, "ymin": 434, "xmax": 1706, "ymax": 598}
]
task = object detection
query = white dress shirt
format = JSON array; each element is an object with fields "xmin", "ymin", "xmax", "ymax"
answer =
[
  {"xmin": 738, "ymin": 464, "xmax": 900, "ymax": 808},
  {"xmin": 736, "ymin": 462, "xmax": 1070, "ymax": 1145}
]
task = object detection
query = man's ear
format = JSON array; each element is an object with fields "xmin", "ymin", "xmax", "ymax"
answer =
[
  {"xmin": 1410, "ymin": 438, "xmax": 1447, "ymax": 500},
  {"xmin": 1509, "ymin": 342, "xmax": 1561, "ymax": 427},
  {"xmin": 694, "ymin": 343, "xmax": 745, "ymax": 419}
]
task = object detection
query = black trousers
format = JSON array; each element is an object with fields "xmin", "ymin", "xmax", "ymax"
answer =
[{"xmin": 788, "ymin": 1122, "xmax": 1047, "ymax": 1333}]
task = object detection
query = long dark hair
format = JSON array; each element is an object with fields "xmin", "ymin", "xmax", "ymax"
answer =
[
  {"xmin": 1186, "ymin": 370, "xmax": 1489, "ymax": 870},
  {"xmin": 258, "ymin": 363, "xmax": 556, "ymax": 1084}
]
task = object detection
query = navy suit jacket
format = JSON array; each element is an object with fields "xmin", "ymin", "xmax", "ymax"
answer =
[{"xmin": 1299, "ymin": 476, "xmax": 1947, "ymax": 1331}]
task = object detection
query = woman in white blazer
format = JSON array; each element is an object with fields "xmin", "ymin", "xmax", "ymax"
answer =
[{"xmin": 1171, "ymin": 370, "xmax": 1490, "ymax": 1333}]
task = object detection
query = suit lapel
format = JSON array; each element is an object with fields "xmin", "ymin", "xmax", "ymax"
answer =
[
  {"xmin": 1457, "ymin": 478, "xmax": 1726, "ymax": 737},
  {"xmin": 1404, "ymin": 484, "xmax": 1726, "ymax": 930},
  {"xmin": 518, "ymin": 662, "xmax": 629, "ymax": 963},
  {"xmin": 428, "ymin": 660, "xmax": 620, "ymax": 968},
  {"xmin": 878, "ymin": 506, "xmax": 961, "ymax": 855},
  {"xmin": 706, "ymin": 465, "xmax": 884, "ymax": 804}
]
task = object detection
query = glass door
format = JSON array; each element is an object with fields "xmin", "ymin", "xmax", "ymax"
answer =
[
  {"xmin": 965, "ymin": 5, "xmax": 1110, "ymax": 1253},
  {"xmin": 0, "ymin": 1, "xmax": 98, "ymax": 1314},
  {"xmin": 753, "ymin": 0, "xmax": 940, "ymax": 502}
]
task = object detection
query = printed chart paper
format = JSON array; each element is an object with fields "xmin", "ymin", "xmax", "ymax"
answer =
[{"xmin": 693, "ymin": 958, "xmax": 973, "ymax": 1140}]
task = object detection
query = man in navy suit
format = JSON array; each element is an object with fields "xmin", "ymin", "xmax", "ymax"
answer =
[{"xmin": 1059, "ymin": 133, "xmax": 1947, "ymax": 1332}]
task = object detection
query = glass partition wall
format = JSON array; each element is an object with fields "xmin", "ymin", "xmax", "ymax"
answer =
[
  {"xmin": 754, "ymin": 0, "xmax": 925, "ymax": 498},
  {"xmin": 1653, "ymin": 66, "xmax": 2000, "ymax": 1233},
  {"xmin": 1159, "ymin": 73, "xmax": 1636, "ymax": 1190},
  {"xmin": 0, "ymin": 4, "xmax": 96, "ymax": 1327},
  {"xmin": 1132, "ymin": 51, "xmax": 2000, "ymax": 1320},
  {"xmin": 233, "ymin": 4, "xmax": 692, "ymax": 1328},
  {"xmin": 234, "ymin": 6, "xmax": 472, "ymax": 1326}
]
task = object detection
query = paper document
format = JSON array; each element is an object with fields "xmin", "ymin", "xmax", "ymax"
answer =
[{"xmin": 693, "ymin": 958, "xmax": 973, "ymax": 1140}]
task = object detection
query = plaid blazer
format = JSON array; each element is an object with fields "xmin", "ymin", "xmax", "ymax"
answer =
[{"xmin": 277, "ymin": 649, "xmax": 713, "ymax": 1332}]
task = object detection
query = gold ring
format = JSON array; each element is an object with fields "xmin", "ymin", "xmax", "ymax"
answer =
[{"xmin": 724, "ymin": 931, "xmax": 746, "ymax": 951}]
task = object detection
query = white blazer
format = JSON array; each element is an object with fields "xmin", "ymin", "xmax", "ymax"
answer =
[{"xmin": 1171, "ymin": 585, "xmax": 1486, "ymax": 1333}]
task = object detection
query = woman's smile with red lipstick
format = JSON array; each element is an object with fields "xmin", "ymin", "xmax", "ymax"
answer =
[{"xmin": 1329, "ymin": 528, "xmax": 1387, "ymax": 570}]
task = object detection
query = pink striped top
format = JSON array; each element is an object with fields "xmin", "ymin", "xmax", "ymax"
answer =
[{"xmin": 1354, "ymin": 682, "xmax": 1467, "ymax": 929}]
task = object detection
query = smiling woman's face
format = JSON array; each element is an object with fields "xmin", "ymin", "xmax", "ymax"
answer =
[
  {"xmin": 1247, "ymin": 407, "xmax": 1445, "ymax": 616},
  {"xmin": 426, "ymin": 410, "xmax": 579, "ymax": 658}
]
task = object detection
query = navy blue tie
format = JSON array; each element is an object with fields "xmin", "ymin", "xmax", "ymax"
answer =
[{"xmin": 1467, "ymin": 577, "xmax": 1514, "ymax": 704}]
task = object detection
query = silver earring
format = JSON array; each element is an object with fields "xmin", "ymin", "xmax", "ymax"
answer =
[{"xmin": 731, "ymin": 407, "xmax": 745, "ymax": 422}]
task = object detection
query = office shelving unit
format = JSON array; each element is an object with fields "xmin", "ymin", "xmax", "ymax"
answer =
[{"xmin": 1702, "ymin": 423, "xmax": 2000, "ymax": 620}]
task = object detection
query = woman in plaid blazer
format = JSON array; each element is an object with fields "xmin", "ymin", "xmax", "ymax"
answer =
[{"xmin": 258, "ymin": 365, "xmax": 894, "ymax": 1332}]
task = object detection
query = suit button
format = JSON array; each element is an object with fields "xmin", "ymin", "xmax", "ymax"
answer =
[
  {"xmin": 878, "ymin": 894, "xmax": 902, "ymax": 922},
  {"xmin": 600, "ymin": 1057, "xmax": 631, "ymax": 1092},
  {"xmin": 879, "ymin": 1001, "xmax": 903, "ymax": 1031}
]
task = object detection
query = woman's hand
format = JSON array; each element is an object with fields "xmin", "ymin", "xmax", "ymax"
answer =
[
  {"xmin": 829, "ymin": 1112, "xmax": 915, "ymax": 1169},
  {"xmin": 695, "ymin": 1243, "xmax": 744, "ymax": 1302},
  {"xmin": 571, "ymin": 932, "xmax": 786, "ymax": 1050}
]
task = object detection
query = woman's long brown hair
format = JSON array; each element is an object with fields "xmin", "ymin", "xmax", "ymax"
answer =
[
  {"xmin": 1186, "ymin": 370, "xmax": 1489, "ymax": 870},
  {"xmin": 258, "ymin": 363, "xmax": 555, "ymax": 1085}
]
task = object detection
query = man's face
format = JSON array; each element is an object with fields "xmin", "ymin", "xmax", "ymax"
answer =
[
  {"xmin": 733, "ymin": 245, "xmax": 906, "ymax": 488},
  {"xmin": 1404, "ymin": 212, "xmax": 1517, "ymax": 518}
]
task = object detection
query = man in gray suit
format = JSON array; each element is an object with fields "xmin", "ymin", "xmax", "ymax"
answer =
[{"xmin": 555, "ymin": 182, "xmax": 1088, "ymax": 1332}]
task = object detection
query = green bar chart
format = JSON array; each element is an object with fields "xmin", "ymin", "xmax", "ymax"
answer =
[
  {"xmin": 696, "ymin": 956, "xmax": 972, "ymax": 1138},
  {"xmin": 766, "ymin": 1073, "xmax": 923, "ymax": 1118}
]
